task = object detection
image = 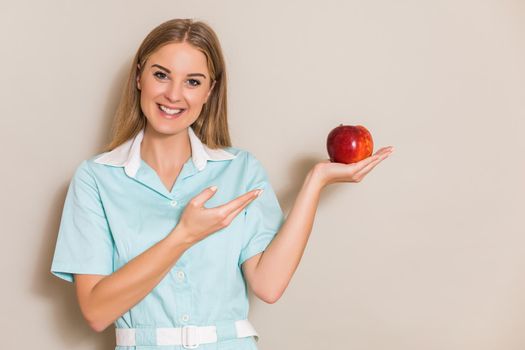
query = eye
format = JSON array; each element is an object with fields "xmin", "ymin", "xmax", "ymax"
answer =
[
  {"xmin": 153, "ymin": 71, "xmax": 169, "ymax": 80},
  {"xmin": 187, "ymin": 79, "xmax": 201, "ymax": 87}
]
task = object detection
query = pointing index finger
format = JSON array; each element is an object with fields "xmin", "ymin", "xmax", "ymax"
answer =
[{"xmin": 219, "ymin": 189, "xmax": 262, "ymax": 214}]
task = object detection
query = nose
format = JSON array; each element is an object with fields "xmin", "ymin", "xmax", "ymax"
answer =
[{"xmin": 165, "ymin": 80, "xmax": 183, "ymax": 103}]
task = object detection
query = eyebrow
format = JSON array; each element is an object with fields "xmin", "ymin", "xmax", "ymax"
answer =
[{"xmin": 151, "ymin": 64, "xmax": 207, "ymax": 79}]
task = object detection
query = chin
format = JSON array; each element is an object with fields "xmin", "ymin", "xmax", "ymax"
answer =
[{"xmin": 145, "ymin": 116, "xmax": 192, "ymax": 136}]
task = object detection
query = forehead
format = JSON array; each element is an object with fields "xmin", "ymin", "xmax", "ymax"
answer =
[{"xmin": 147, "ymin": 42, "xmax": 209, "ymax": 73}]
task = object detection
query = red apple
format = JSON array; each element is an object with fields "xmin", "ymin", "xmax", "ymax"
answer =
[{"xmin": 327, "ymin": 124, "xmax": 374, "ymax": 164}]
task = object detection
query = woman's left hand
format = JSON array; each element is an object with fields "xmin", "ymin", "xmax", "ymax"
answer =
[{"xmin": 312, "ymin": 146, "xmax": 394, "ymax": 189}]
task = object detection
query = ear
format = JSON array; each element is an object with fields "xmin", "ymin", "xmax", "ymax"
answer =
[
  {"xmin": 136, "ymin": 63, "xmax": 141, "ymax": 90},
  {"xmin": 204, "ymin": 80, "xmax": 216, "ymax": 103}
]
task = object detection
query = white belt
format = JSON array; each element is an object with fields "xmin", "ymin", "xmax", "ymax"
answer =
[{"xmin": 116, "ymin": 319, "xmax": 258, "ymax": 348}]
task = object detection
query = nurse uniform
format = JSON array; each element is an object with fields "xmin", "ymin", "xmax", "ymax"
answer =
[{"xmin": 50, "ymin": 125, "xmax": 285, "ymax": 350}]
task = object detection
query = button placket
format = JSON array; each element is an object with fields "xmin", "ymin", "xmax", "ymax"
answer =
[{"xmin": 177, "ymin": 271, "xmax": 185, "ymax": 280}]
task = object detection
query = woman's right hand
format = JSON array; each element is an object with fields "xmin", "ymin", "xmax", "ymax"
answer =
[{"xmin": 175, "ymin": 186, "xmax": 263, "ymax": 245}]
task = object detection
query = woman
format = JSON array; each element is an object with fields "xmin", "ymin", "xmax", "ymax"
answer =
[{"xmin": 51, "ymin": 18, "xmax": 393, "ymax": 349}]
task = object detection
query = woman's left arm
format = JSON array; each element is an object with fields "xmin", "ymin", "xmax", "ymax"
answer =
[{"xmin": 243, "ymin": 146, "xmax": 394, "ymax": 303}]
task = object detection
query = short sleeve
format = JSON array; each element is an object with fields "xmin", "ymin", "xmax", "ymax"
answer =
[
  {"xmin": 50, "ymin": 160, "xmax": 115, "ymax": 283},
  {"xmin": 238, "ymin": 153, "xmax": 285, "ymax": 267}
]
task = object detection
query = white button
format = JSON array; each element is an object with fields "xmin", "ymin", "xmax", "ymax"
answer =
[
  {"xmin": 177, "ymin": 271, "xmax": 185, "ymax": 279},
  {"xmin": 169, "ymin": 200, "xmax": 177, "ymax": 207},
  {"xmin": 181, "ymin": 314, "xmax": 190, "ymax": 322}
]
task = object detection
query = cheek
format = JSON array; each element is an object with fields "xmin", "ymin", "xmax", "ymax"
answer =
[
  {"xmin": 141, "ymin": 79, "xmax": 164, "ymax": 98},
  {"xmin": 186, "ymin": 90, "xmax": 209, "ymax": 107}
]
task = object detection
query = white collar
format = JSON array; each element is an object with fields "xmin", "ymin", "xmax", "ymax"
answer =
[{"xmin": 93, "ymin": 126, "xmax": 237, "ymax": 178}]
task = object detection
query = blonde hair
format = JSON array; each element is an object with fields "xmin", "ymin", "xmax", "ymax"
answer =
[{"xmin": 102, "ymin": 18, "xmax": 232, "ymax": 152}]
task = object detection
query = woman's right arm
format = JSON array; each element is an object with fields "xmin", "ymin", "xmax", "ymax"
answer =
[
  {"xmin": 76, "ymin": 186, "xmax": 262, "ymax": 332},
  {"xmin": 76, "ymin": 227, "xmax": 192, "ymax": 333}
]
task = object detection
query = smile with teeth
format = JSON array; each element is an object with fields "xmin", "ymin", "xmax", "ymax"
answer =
[{"xmin": 158, "ymin": 104, "xmax": 185, "ymax": 116}]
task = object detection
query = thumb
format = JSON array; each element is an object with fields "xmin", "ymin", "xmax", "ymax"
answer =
[{"xmin": 192, "ymin": 185, "xmax": 218, "ymax": 207}]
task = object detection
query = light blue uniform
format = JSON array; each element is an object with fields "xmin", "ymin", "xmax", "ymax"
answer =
[{"xmin": 50, "ymin": 126, "xmax": 285, "ymax": 350}]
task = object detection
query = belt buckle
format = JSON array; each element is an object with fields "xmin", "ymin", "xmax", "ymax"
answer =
[{"xmin": 181, "ymin": 325, "xmax": 199, "ymax": 349}]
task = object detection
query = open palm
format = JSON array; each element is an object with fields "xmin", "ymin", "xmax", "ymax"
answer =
[{"xmin": 313, "ymin": 146, "xmax": 394, "ymax": 188}]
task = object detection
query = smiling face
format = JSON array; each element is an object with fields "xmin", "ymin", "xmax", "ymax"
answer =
[{"xmin": 136, "ymin": 42, "xmax": 215, "ymax": 135}]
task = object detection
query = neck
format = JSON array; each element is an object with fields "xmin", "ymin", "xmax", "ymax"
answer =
[{"xmin": 140, "ymin": 124, "xmax": 191, "ymax": 173}]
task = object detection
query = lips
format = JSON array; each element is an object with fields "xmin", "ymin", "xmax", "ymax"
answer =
[{"xmin": 157, "ymin": 103, "xmax": 186, "ymax": 119}]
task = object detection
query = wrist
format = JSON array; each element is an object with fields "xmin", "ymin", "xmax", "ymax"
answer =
[
  {"xmin": 308, "ymin": 166, "xmax": 328, "ymax": 191},
  {"xmin": 305, "ymin": 167, "xmax": 326, "ymax": 192},
  {"xmin": 167, "ymin": 225, "xmax": 194, "ymax": 250}
]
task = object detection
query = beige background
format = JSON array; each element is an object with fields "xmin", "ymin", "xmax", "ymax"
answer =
[{"xmin": 1, "ymin": 0, "xmax": 524, "ymax": 349}]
